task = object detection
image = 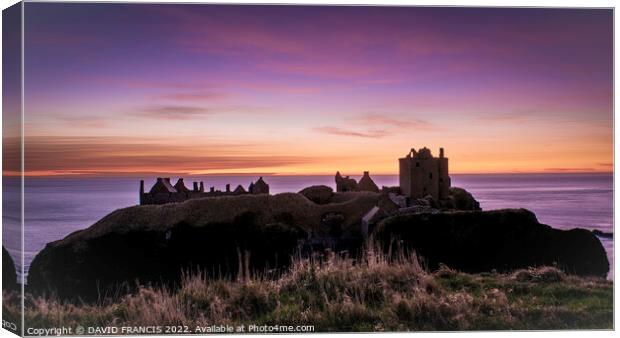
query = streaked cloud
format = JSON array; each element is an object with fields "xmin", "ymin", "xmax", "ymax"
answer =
[
  {"xmin": 356, "ymin": 114, "xmax": 433, "ymax": 130},
  {"xmin": 55, "ymin": 116, "xmax": 110, "ymax": 128},
  {"xmin": 12, "ymin": 136, "xmax": 324, "ymax": 176},
  {"xmin": 157, "ymin": 92, "xmax": 228, "ymax": 101},
  {"xmin": 314, "ymin": 127, "xmax": 389, "ymax": 138},
  {"xmin": 87, "ymin": 76, "xmax": 206, "ymax": 90},
  {"xmin": 314, "ymin": 114, "xmax": 434, "ymax": 139},
  {"xmin": 135, "ymin": 105, "xmax": 214, "ymax": 120}
]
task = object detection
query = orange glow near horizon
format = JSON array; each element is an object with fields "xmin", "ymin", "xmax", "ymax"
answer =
[{"xmin": 2, "ymin": 132, "xmax": 613, "ymax": 177}]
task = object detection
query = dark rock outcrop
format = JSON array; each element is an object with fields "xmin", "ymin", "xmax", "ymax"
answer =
[
  {"xmin": 28, "ymin": 212, "xmax": 306, "ymax": 301},
  {"xmin": 3, "ymin": 246, "xmax": 17, "ymax": 291},
  {"xmin": 402, "ymin": 187, "xmax": 481, "ymax": 213},
  {"xmin": 27, "ymin": 193, "xmax": 381, "ymax": 301},
  {"xmin": 592, "ymin": 229, "xmax": 613, "ymax": 239},
  {"xmin": 299, "ymin": 185, "xmax": 334, "ymax": 204},
  {"xmin": 436, "ymin": 187, "xmax": 481, "ymax": 211},
  {"xmin": 373, "ymin": 209, "xmax": 608, "ymax": 277}
]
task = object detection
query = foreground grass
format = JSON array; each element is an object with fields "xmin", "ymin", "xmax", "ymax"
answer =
[{"xmin": 4, "ymin": 249, "xmax": 613, "ymax": 332}]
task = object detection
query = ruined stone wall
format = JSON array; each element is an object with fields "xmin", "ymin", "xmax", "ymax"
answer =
[
  {"xmin": 141, "ymin": 192, "xmax": 194, "ymax": 205},
  {"xmin": 336, "ymin": 176, "xmax": 358, "ymax": 192},
  {"xmin": 140, "ymin": 190, "xmax": 247, "ymax": 205},
  {"xmin": 251, "ymin": 183, "xmax": 269, "ymax": 194},
  {"xmin": 438, "ymin": 157, "xmax": 450, "ymax": 199},
  {"xmin": 410, "ymin": 158, "xmax": 440, "ymax": 199},
  {"xmin": 399, "ymin": 158, "xmax": 412, "ymax": 196}
]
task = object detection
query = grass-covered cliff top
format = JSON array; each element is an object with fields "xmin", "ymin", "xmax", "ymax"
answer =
[
  {"xmin": 5, "ymin": 249, "xmax": 612, "ymax": 332},
  {"xmin": 53, "ymin": 191, "xmax": 381, "ymax": 245}
]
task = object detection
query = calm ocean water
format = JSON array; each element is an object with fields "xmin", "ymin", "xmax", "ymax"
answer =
[{"xmin": 2, "ymin": 173, "xmax": 614, "ymax": 280}]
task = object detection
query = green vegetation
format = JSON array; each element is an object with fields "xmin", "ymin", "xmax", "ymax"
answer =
[{"xmin": 5, "ymin": 248, "xmax": 612, "ymax": 332}]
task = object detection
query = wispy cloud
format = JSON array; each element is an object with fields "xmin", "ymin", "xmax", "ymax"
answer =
[
  {"xmin": 13, "ymin": 136, "xmax": 323, "ymax": 176},
  {"xmin": 133, "ymin": 104, "xmax": 277, "ymax": 120},
  {"xmin": 55, "ymin": 116, "xmax": 110, "ymax": 128},
  {"xmin": 314, "ymin": 114, "xmax": 433, "ymax": 139},
  {"xmin": 87, "ymin": 76, "xmax": 207, "ymax": 90},
  {"xmin": 473, "ymin": 110, "xmax": 550, "ymax": 124},
  {"xmin": 257, "ymin": 60, "xmax": 381, "ymax": 79},
  {"xmin": 135, "ymin": 105, "xmax": 214, "ymax": 120},
  {"xmin": 313, "ymin": 127, "xmax": 389, "ymax": 138},
  {"xmin": 356, "ymin": 114, "xmax": 432, "ymax": 129},
  {"xmin": 239, "ymin": 83, "xmax": 322, "ymax": 95},
  {"xmin": 157, "ymin": 92, "xmax": 228, "ymax": 101}
]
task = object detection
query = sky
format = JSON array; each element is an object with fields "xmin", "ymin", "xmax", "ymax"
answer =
[{"xmin": 4, "ymin": 4, "xmax": 613, "ymax": 176}]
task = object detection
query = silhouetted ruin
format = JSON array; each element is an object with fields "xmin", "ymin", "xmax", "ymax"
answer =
[
  {"xmin": 335, "ymin": 171, "xmax": 380, "ymax": 192},
  {"xmin": 335, "ymin": 146, "xmax": 451, "ymax": 205},
  {"xmin": 335, "ymin": 172, "xmax": 357, "ymax": 192},
  {"xmin": 399, "ymin": 147, "xmax": 451, "ymax": 200},
  {"xmin": 139, "ymin": 177, "xmax": 270, "ymax": 205},
  {"xmin": 338, "ymin": 147, "xmax": 452, "ymax": 237}
]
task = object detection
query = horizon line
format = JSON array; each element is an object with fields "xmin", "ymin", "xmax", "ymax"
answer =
[{"xmin": 2, "ymin": 171, "xmax": 614, "ymax": 178}]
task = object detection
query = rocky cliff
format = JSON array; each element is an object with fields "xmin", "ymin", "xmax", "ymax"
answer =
[
  {"xmin": 27, "ymin": 192, "xmax": 380, "ymax": 300},
  {"xmin": 373, "ymin": 209, "xmax": 609, "ymax": 277}
]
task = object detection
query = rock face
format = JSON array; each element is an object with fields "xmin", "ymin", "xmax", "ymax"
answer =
[
  {"xmin": 592, "ymin": 229, "xmax": 613, "ymax": 239},
  {"xmin": 28, "ymin": 192, "xmax": 381, "ymax": 301},
  {"xmin": 28, "ymin": 212, "xmax": 306, "ymax": 301},
  {"xmin": 373, "ymin": 209, "xmax": 609, "ymax": 277},
  {"xmin": 440, "ymin": 187, "xmax": 481, "ymax": 211},
  {"xmin": 3, "ymin": 246, "xmax": 17, "ymax": 291}
]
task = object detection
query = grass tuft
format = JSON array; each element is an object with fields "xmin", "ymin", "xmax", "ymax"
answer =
[{"xmin": 513, "ymin": 266, "xmax": 565, "ymax": 283}]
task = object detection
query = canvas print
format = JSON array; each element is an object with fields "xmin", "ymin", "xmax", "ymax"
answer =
[{"xmin": 2, "ymin": 2, "xmax": 614, "ymax": 335}]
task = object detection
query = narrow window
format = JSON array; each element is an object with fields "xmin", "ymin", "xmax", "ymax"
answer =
[
  {"xmin": 416, "ymin": 162, "xmax": 420, "ymax": 167},
  {"xmin": 429, "ymin": 173, "xmax": 433, "ymax": 179}
]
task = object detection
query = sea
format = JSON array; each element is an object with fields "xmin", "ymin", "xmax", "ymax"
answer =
[{"xmin": 2, "ymin": 173, "xmax": 614, "ymax": 281}]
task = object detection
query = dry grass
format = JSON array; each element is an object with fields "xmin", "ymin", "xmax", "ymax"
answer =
[
  {"xmin": 4, "ymin": 246, "xmax": 612, "ymax": 332},
  {"xmin": 512, "ymin": 266, "xmax": 565, "ymax": 283}
]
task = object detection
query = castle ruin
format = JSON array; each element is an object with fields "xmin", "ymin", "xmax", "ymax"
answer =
[
  {"xmin": 399, "ymin": 147, "xmax": 450, "ymax": 200},
  {"xmin": 335, "ymin": 171, "xmax": 380, "ymax": 193},
  {"xmin": 140, "ymin": 177, "xmax": 270, "ymax": 205},
  {"xmin": 335, "ymin": 147, "xmax": 453, "ymax": 238}
]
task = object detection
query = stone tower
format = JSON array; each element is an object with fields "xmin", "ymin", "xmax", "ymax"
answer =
[{"xmin": 399, "ymin": 147, "xmax": 450, "ymax": 200}]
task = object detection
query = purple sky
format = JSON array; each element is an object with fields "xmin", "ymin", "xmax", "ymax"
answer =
[{"xmin": 11, "ymin": 4, "xmax": 613, "ymax": 176}]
